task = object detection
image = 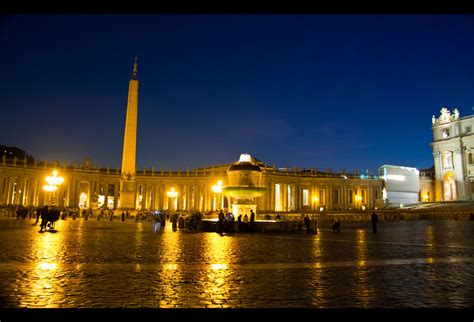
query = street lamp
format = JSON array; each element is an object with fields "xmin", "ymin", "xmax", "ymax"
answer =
[
  {"xmin": 43, "ymin": 170, "xmax": 64, "ymax": 206},
  {"xmin": 211, "ymin": 180, "xmax": 223, "ymax": 210},
  {"xmin": 166, "ymin": 187, "xmax": 178, "ymax": 211}
]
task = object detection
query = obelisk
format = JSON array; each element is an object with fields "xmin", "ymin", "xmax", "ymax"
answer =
[{"xmin": 119, "ymin": 57, "xmax": 139, "ymax": 210}]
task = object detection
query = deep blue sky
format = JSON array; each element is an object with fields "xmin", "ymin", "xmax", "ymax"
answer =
[{"xmin": 1, "ymin": 14, "xmax": 474, "ymax": 173}]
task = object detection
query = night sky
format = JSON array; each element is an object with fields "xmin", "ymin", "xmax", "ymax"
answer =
[{"xmin": 1, "ymin": 14, "xmax": 474, "ymax": 174}]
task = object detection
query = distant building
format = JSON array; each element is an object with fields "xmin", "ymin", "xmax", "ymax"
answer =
[
  {"xmin": 0, "ymin": 145, "xmax": 35, "ymax": 164},
  {"xmin": 419, "ymin": 166, "xmax": 435, "ymax": 202},
  {"xmin": 431, "ymin": 107, "xmax": 474, "ymax": 201},
  {"xmin": 379, "ymin": 165, "xmax": 420, "ymax": 207}
]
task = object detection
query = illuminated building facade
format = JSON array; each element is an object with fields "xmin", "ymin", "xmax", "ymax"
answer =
[
  {"xmin": 379, "ymin": 165, "xmax": 420, "ymax": 207},
  {"xmin": 0, "ymin": 60, "xmax": 417, "ymax": 213},
  {"xmin": 0, "ymin": 156, "xmax": 383, "ymax": 213},
  {"xmin": 431, "ymin": 108, "xmax": 474, "ymax": 201}
]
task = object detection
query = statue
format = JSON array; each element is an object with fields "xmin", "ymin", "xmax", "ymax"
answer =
[
  {"xmin": 432, "ymin": 115, "xmax": 436, "ymax": 125},
  {"xmin": 439, "ymin": 107, "xmax": 451, "ymax": 124},
  {"xmin": 453, "ymin": 108, "xmax": 459, "ymax": 120}
]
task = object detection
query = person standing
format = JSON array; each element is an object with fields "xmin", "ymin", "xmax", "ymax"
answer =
[
  {"xmin": 217, "ymin": 210, "xmax": 225, "ymax": 234},
  {"xmin": 304, "ymin": 214, "xmax": 310, "ymax": 233},
  {"xmin": 243, "ymin": 214, "xmax": 249, "ymax": 232},
  {"xmin": 250, "ymin": 209, "xmax": 255, "ymax": 232},
  {"xmin": 371, "ymin": 211, "xmax": 379, "ymax": 234}
]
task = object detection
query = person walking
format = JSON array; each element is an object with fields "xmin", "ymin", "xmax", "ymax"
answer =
[
  {"xmin": 371, "ymin": 211, "xmax": 379, "ymax": 234},
  {"xmin": 39, "ymin": 205, "xmax": 49, "ymax": 232}
]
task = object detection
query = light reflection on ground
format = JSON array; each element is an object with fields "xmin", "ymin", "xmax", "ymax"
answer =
[{"xmin": 0, "ymin": 218, "xmax": 472, "ymax": 308}]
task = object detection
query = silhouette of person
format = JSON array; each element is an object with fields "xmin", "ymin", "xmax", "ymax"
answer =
[
  {"xmin": 304, "ymin": 215, "xmax": 310, "ymax": 233},
  {"xmin": 371, "ymin": 212, "xmax": 379, "ymax": 234},
  {"xmin": 332, "ymin": 220, "xmax": 340, "ymax": 233}
]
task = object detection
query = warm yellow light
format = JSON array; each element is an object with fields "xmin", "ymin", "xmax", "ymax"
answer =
[
  {"xmin": 212, "ymin": 180, "xmax": 223, "ymax": 193},
  {"xmin": 210, "ymin": 263, "xmax": 228, "ymax": 270},
  {"xmin": 167, "ymin": 187, "xmax": 178, "ymax": 198},
  {"xmin": 355, "ymin": 195, "xmax": 362, "ymax": 201},
  {"xmin": 38, "ymin": 262, "xmax": 57, "ymax": 270},
  {"xmin": 43, "ymin": 185, "xmax": 58, "ymax": 192},
  {"xmin": 423, "ymin": 194, "xmax": 429, "ymax": 200},
  {"xmin": 319, "ymin": 207, "xmax": 324, "ymax": 212},
  {"xmin": 312, "ymin": 196, "xmax": 319, "ymax": 202},
  {"xmin": 45, "ymin": 170, "xmax": 64, "ymax": 187}
]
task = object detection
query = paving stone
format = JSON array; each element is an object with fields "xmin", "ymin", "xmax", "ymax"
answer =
[{"xmin": 0, "ymin": 218, "xmax": 473, "ymax": 308}]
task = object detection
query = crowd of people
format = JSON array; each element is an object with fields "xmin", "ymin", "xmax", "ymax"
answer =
[{"xmin": 3, "ymin": 205, "xmax": 386, "ymax": 235}]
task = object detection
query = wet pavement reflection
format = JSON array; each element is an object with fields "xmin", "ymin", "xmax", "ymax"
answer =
[{"xmin": 0, "ymin": 218, "xmax": 473, "ymax": 308}]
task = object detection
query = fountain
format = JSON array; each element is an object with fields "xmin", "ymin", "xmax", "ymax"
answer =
[{"xmin": 222, "ymin": 154, "xmax": 267, "ymax": 217}]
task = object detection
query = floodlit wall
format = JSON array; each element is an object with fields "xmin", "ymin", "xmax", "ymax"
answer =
[{"xmin": 380, "ymin": 165, "xmax": 420, "ymax": 206}]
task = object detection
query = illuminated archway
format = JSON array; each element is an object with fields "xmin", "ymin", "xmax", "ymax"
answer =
[{"xmin": 442, "ymin": 171, "xmax": 456, "ymax": 201}]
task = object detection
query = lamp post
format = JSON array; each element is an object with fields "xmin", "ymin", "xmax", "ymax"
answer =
[
  {"xmin": 43, "ymin": 170, "xmax": 64, "ymax": 206},
  {"xmin": 211, "ymin": 180, "xmax": 223, "ymax": 210},
  {"xmin": 166, "ymin": 187, "xmax": 178, "ymax": 211}
]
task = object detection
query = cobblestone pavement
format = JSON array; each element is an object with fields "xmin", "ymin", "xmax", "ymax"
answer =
[{"xmin": 0, "ymin": 218, "xmax": 473, "ymax": 308}]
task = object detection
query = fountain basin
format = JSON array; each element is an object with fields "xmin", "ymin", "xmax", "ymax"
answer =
[{"xmin": 222, "ymin": 186, "xmax": 267, "ymax": 198}]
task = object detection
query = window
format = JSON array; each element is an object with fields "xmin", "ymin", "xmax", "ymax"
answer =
[
  {"xmin": 348, "ymin": 189, "xmax": 353, "ymax": 203},
  {"xmin": 374, "ymin": 189, "xmax": 378, "ymax": 200},
  {"xmin": 442, "ymin": 127, "xmax": 450, "ymax": 138},
  {"xmin": 108, "ymin": 184, "xmax": 115, "ymax": 196},
  {"xmin": 361, "ymin": 190, "xmax": 366, "ymax": 203},
  {"xmin": 469, "ymin": 153, "xmax": 474, "ymax": 165},
  {"xmin": 302, "ymin": 189, "xmax": 309, "ymax": 206},
  {"xmin": 466, "ymin": 126, "xmax": 472, "ymax": 134}
]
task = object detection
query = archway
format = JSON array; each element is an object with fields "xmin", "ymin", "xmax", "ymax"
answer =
[{"xmin": 443, "ymin": 171, "xmax": 456, "ymax": 201}]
